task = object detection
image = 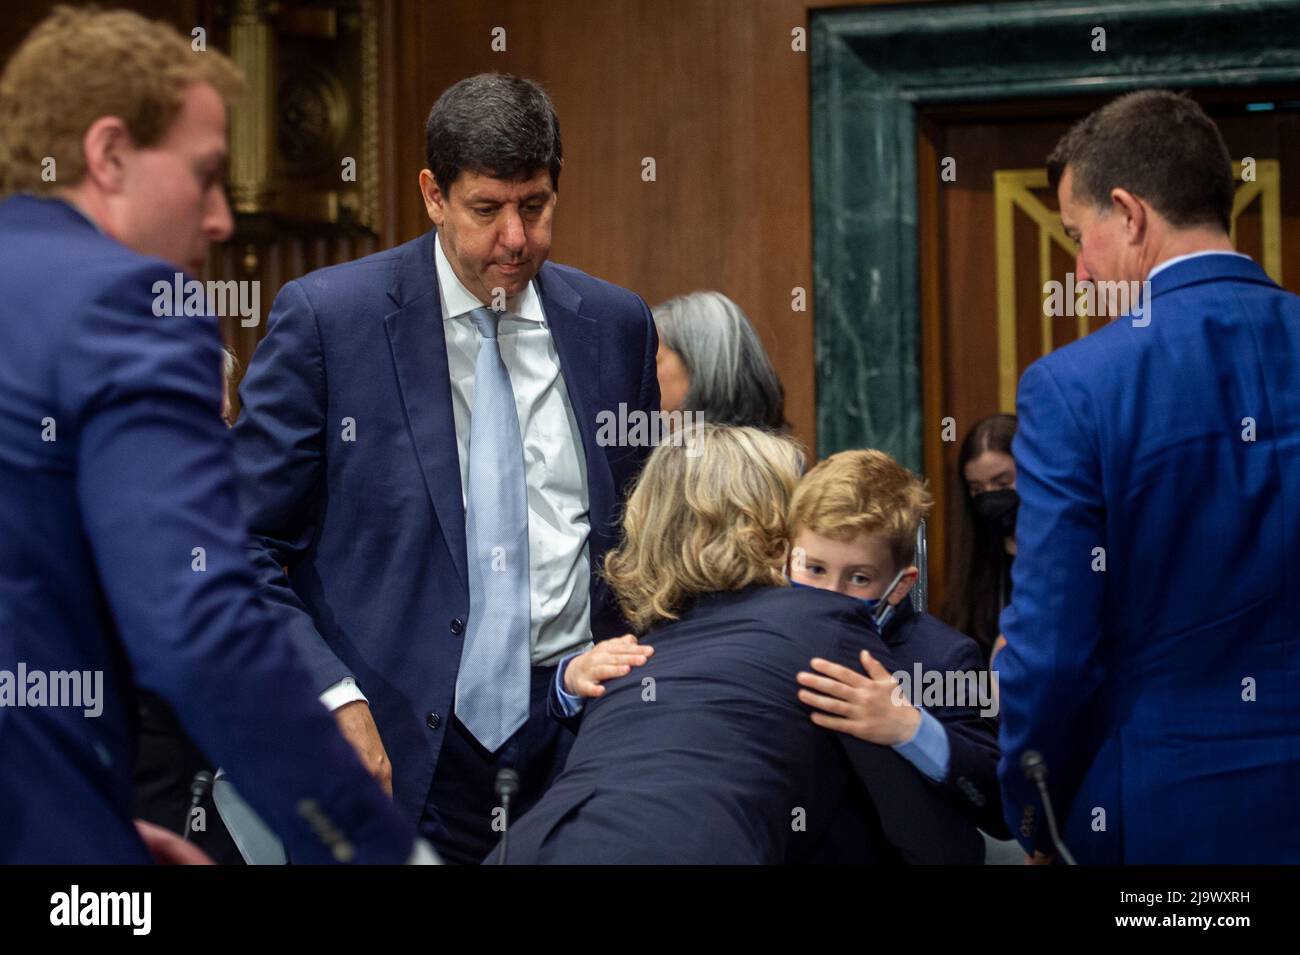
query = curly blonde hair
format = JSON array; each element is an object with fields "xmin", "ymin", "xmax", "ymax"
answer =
[
  {"xmin": 0, "ymin": 6, "xmax": 243, "ymax": 196},
  {"xmin": 603, "ymin": 424, "xmax": 805, "ymax": 633},
  {"xmin": 787, "ymin": 449, "xmax": 933, "ymax": 570}
]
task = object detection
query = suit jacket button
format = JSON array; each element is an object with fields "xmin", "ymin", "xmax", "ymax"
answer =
[
  {"xmin": 426, "ymin": 712, "xmax": 441, "ymax": 730},
  {"xmin": 450, "ymin": 617, "xmax": 464, "ymax": 635}
]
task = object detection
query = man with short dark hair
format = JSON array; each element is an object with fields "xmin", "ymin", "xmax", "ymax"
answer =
[
  {"xmin": 997, "ymin": 89, "xmax": 1300, "ymax": 863},
  {"xmin": 233, "ymin": 73, "xmax": 660, "ymax": 863}
]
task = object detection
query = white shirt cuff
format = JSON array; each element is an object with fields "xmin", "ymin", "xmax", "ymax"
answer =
[
  {"xmin": 407, "ymin": 838, "xmax": 443, "ymax": 865},
  {"xmin": 319, "ymin": 676, "xmax": 367, "ymax": 711}
]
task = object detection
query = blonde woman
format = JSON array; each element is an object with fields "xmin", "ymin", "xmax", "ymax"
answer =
[{"xmin": 496, "ymin": 424, "xmax": 982, "ymax": 864}]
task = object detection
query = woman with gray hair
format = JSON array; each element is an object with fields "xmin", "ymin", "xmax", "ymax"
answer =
[{"xmin": 652, "ymin": 291, "xmax": 787, "ymax": 430}]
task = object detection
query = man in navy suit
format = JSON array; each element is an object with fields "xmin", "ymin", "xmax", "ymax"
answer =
[
  {"xmin": 997, "ymin": 90, "xmax": 1300, "ymax": 863},
  {"xmin": 0, "ymin": 8, "xmax": 420, "ymax": 863},
  {"xmin": 233, "ymin": 74, "xmax": 659, "ymax": 863}
]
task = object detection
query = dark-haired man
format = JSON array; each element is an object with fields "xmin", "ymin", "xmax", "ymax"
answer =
[
  {"xmin": 996, "ymin": 89, "xmax": 1300, "ymax": 863},
  {"xmin": 233, "ymin": 74, "xmax": 659, "ymax": 863}
]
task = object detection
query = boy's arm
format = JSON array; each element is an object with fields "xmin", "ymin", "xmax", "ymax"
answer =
[
  {"xmin": 799, "ymin": 625, "xmax": 1007, "ymax": 839},
  {"xmin": 820, "ymin": 634, "xmax": 984, "ymax": 863}
]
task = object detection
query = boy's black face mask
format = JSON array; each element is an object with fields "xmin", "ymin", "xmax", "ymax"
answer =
[{"xmin": 973, "ymin": 488, "xmax": 1018, "ymax": 538}]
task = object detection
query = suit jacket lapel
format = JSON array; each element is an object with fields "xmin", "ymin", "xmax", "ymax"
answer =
[
  {"xmin": 535, "ymin": 265, "xmax": 618, "ymax": 564},
  {"xmin": 383, "ymin": 230, "xmax": 469, "ymax": 593}
]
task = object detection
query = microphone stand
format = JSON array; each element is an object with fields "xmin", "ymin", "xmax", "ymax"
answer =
[
  {"xmin": 182, "ymin": 770, "xmax": 214, "ymax": 843},
  {"xmin": 1020, "ymin": 750, "xmax": 1077, "ymax": 865},
  {"xmin": 494, "ymin": 768, "xmax": 520, "ymax": 865}
]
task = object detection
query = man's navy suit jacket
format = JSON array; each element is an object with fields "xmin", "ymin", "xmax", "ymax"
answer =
[
  {"xmin": 500, "ymin": 585, "xmax": 986, "ymax": 864},
  {"xmin": 232, "ymin": 228, "xmax": 659, "ymax": 822},
  {"xmin": 998, "ymin": 254, "xmax": 1300, "ymax": 863},
  {"xmin": 0, "ymin": 195, "xmax": 414, "ymax": 863}
]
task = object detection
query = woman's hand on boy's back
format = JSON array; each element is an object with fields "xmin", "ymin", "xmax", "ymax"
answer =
[
  {"xmin": 796, "ymin": 649, "xmax": 922, "ymax": 746},
  {"xmin": 563, "ymin": 634, "xmax": 655, "ymax": 698}
]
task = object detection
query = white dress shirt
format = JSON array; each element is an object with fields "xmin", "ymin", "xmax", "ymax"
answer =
[
  {"xmin": 322, "ymin": 236, "xmax": 594, "ymax": 711},
  {"xmin": 1147, "ymin": 249, "xmax": 1251, "ymax": 280}
]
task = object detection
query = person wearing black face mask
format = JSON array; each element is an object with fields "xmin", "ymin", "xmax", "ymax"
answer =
[
  {"xmin": 972, "ymin": 486, "xmax": 1018, "ymax": 541},
  {"xmin": 944, "ymin": 414, "xmax": 1018, "ymax": 661}
]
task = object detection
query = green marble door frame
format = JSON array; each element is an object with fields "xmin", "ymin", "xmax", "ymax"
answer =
[{"xmin": 810, "ymin": 0, "xmax": 1300, "ymax": 465}]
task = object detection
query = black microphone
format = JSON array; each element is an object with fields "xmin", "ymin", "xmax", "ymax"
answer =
[
  {"xmin": 1020, "ymin": 750, "xmax": 1076, "ymax": 865},
  {"xmin": 494, "ymin": 768, "xmax": 520, "ymax": 865},
  {"xmin": 182, "ymin": 770, "xmax": 214, "ymax": 843}
]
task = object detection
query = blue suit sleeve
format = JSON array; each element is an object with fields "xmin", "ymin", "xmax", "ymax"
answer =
[
  {"xmin": 66, "ymin": 262, "xmax": 413, "ymax": 863},
  {"xmin": 231, "ymin": 280, "xmax": 351, "ymax": 693},
  {"xmin": 997, "ymin": 356, "xmax": 1107, "ymax": 853}
]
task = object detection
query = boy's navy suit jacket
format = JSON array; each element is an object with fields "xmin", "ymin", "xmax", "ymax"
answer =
[{"xmin": 808, "ymin": 599, "xmax": 1008, "ymax": 863}]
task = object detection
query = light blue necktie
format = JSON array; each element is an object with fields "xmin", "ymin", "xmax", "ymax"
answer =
[{"xmin": 454, "ymin": 306, "xmax": 532, "ymax": 752}]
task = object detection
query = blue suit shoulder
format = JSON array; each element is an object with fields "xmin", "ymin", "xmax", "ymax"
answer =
[
  {"xmin": 539, "ymin": 262, "xmax": 655, "ymax": 348},
  {"xmin": 0, "ymin": 198, "xmax": 224, "ymax": 420},
  {"xmin": 279, "ymin": 235, "xmax": 652, "ymax": 334},
  {"xmin": 541, "ymin": 260, "xmax": 648, "ymax": 313},
  {"xmin": 293, "ymin": 240, "xmax": 407, "ymax": 292},
  {"xmin": 1020, "ymin": 306, "xmax": 1128, "ymax": 394},
  {"xmin": 0, "ymin": 195, "xmax": 204, "ymax": 332},
  {"xmin": 275, "ymin": 240, "xmax": 410, "ymax": 322},
  {"xmin": 1023, "ymin": 255, "xmax": 1289, "ymax": 391}
]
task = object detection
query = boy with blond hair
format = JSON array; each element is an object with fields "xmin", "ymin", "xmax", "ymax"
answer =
[{"xmin": 788, "ymin": 450, "xmax": 1008, "ymax": 839}]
